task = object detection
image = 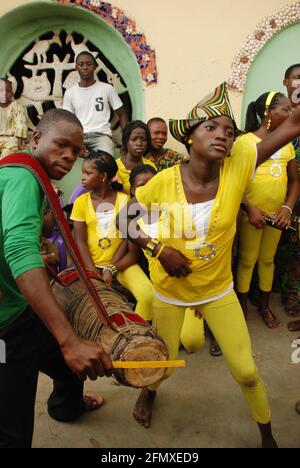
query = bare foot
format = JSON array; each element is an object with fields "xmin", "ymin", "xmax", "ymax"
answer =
[
  {"xmin": 261, "ymin": 437, "xmax": 278, "ymax": 448},
  {"xmin": 258, "ymin": 422, "xmax": 278, "ymax": 448},
  {"xmin": 83, "ymin": 393, "xmax": 104, "ymax": 412},
  {"xmin": 133, "ymin": 388, "xmax": 156, "ymax": 428}
]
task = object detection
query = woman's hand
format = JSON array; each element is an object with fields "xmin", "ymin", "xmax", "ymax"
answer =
[
  {"xmin": 246, "ymin": 205, "xmax": 267, "ymax": 229},
  {"xmin": 273, "ymin": 206, "xmax": 292, "ymax": 230},
  {"xmin": 158, "ymin": 245, "xmax": 192, "ymax": 278}
]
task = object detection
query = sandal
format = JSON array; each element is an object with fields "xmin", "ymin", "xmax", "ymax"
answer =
[
  {"xmin": 287, "ymin": 320, "xmax": 300, "ymax": 332},
  {"xmin": 258, "ymin": 307, "xmax": 280, "ymax": 329},
  {"xmin": 209, "ymin": 339, "xmax": 222, "ymax": 357}
]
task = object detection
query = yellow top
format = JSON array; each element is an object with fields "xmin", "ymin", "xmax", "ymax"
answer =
[
  {"xmin": 70, "ymin": 191, "xmax": 128, "ymax": 266},
  {"xmin": 135, "ymin": 148, "xmax": 256, "ymax": 303},
  {"xmin": 233, "ymin": 132, "xmax": 295, "ymax": 215},
  {"xmin": 116, "ymin": 157, "xmax": 156, "ymax": 195}
]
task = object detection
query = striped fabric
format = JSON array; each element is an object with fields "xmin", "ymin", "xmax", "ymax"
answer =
[{"xmin": 169, "ymin": 82, "xmax": 241, "ymax": 144}]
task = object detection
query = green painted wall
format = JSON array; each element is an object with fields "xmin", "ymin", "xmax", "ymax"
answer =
[
  {"xmin": 242, "ymin": 22, "xmax": 300, "ymax": 128},
  {"xmin": 0, "ymin": 0, "xmax": 144, "ymax": 200}
]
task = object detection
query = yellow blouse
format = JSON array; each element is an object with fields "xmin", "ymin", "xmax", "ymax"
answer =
[
  {"xmin": 135, "ymin": 147, "xmax": 256, "ymax": 303},
  {"xmin": 116, "ymin": 157, "xmax": 156, "ymax": 195},
  {"xmin": 232, "ymin": 132, "xmax": 295, "ymax": 215},
  {"xmin": 70, "ymin": 191, "xmax": 128, "ymax": 266}
]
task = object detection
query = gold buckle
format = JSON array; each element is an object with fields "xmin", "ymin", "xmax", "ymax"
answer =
[
  {"xmin": 98, "ymin": 237, "xmax": 111, "ymax": 250},
  {"xmin": 194, "ymin": 242, "xmax": 216, "ymax": 260},
  {"xmin": 269, "ymin": 163, "xmax": 282, "ymax": 177}
]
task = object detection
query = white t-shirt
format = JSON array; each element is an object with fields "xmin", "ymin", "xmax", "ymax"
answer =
[{"xmin": 63, "ymin": 81, "xmax": 123, "ymax": 136}]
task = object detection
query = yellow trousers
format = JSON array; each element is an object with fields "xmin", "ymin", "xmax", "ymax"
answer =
[
  {"xmin": 149, "ymin": 290, "xmax": 271, "ymax": 424},
  {"xmin": 180, "ymin": 307, "xmax": 205, "ymax": 353},
  {"xmin": 237, "ymin": 215, "xmax": 282, "ymax": 293},
  {"xmin": 117, "ymin": 264, "xmax": 154, "ymax": 321}
]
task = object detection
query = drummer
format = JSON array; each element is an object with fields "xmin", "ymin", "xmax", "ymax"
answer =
[{"xmin": 0, "ymin": 109, "xmax": 112, "ymax": 448}]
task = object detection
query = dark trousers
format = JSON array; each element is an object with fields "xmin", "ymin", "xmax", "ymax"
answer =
[{"xmin": 0, "ymin": 308, "xmax": 85, "ymax": 448}]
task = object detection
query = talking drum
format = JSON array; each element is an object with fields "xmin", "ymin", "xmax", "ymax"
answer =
[{"xmin": 52, "ymin": 269, "xmax": 168, "ymax": 388}]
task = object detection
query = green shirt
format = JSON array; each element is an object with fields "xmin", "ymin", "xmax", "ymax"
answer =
[{"xmin": 0, "ymin": 161, "xmax": 46, "ymax": 328}]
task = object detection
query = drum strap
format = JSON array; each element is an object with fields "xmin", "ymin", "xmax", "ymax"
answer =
[{"xmin": 0, "ymin": 153, "xmax": 113, "ymax": 327}]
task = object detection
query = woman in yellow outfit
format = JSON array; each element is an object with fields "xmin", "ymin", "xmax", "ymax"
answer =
[
  {"xmin": 117, "ymin": 82, "xmax": 300, "ymax": 447},
  {"xmin": 116, "ymin": 120, "xmax": 156, "ymax": 195},
  {"xmin": 70, "ymin": 150, "xmax": 154, "ymax": 321},
  {"xmin": 129, "ymin": 163, "xmax": 205, "ymax": 354},
  {"xmin": 236, "ymin": 92, "xmax": 299, "ymax": 329}
]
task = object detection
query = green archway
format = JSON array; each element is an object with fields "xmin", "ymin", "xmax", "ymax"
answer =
[
  {"xmin": 0, "ymin": 0, "xmax": 144, "ymax": 199},
  {"xmin": 242, "ymin": 22, "xmax": 300, "ymax": 128}
]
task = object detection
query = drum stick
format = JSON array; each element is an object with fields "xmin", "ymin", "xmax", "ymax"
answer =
[{"xmin": 112, "ymin": 360, "xmax": 185, "ymax": 369}]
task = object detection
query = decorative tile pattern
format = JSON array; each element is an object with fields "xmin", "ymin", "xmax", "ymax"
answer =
[{"xmin": 229, "ymin": 2, "xmax": 300, "ymax": 92}]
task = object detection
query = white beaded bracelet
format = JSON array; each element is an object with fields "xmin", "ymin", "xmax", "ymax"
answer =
[{"xmin": 282, "ymin": 205, "xmax": 293, "ymax": 215}]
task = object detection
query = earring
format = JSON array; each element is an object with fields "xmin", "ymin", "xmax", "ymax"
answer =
[
  {"xmin": 267, "ymin": 118, "xmax": 272, "ymax": 131},
  {"xmin": 188, "ymin": 139, "xmax": 193, "ymax": 145}
]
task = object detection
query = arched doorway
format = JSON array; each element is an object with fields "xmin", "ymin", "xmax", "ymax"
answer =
[{"xmin": 0, "ymin": 1, "xmax": 145, "ymax": 198}]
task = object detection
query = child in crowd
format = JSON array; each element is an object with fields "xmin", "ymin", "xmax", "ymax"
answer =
[
  {"xmin": 0, "ymin": 78, "xmax": 27, "ymax": 158},
  {"xmin": 236, "ymin": 92, "xmax": 299, "ymax": 329},
  {"xmin": 116, "ymin": 120, "xmax": 156, "ymax": 195},
  {"xmin": 71, "ymin": 150, "xmax": 154, "ymax": 321}
]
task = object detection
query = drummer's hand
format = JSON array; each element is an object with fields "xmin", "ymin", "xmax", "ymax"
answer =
[
  {"xmin": 102, "ymin": 269, "xmax": 113, "ymax": 287},
  {"xmin": 156, "ymin": 245, "xmax": 192, "ymax": 278},
  {"xmin": 60, "ymin": 336, "xmax": 113, "ymax": 381}
]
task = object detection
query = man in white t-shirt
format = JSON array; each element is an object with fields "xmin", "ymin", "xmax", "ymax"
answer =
[{"xmin": 63, "ymin": 51, "xmax": 127, "ymax": 156}]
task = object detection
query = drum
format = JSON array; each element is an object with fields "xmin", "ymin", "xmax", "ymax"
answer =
[{"xmin": 52, "ymin": 268, "xmax": 168, "ymax": 388}]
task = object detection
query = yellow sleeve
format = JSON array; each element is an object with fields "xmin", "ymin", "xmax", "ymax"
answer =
[
  {"xmin": 230, "ymin": 135, "xmax": 257, "ymax": 189},
  {"xmin": 70, "ymin": 194, "xmax": 87, "ymax": 222},
  {"xmin": 287, "ymin": 142, "xmax": 296, "ymax": 161}
]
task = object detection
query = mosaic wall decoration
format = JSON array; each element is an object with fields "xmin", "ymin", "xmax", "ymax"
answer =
[
  {"xmin": 57, "ymin": 0, "xmax": 158, "ymax": 85},
  {"xmin": 229, "ymin": 2, "xmax": 300, "ymax": 92},
  {"xmin": 9, "ymin": 30, "xmax": 132, "ymax": 145}
]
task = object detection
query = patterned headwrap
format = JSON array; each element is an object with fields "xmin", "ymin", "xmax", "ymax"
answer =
[{"xmin": 169, "ymin": 82, "xmax": 241, "ymax": 144}]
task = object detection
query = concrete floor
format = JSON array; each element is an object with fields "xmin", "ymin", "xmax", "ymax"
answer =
[{"xmin": 32, "ymin": 293, "xmax": 300, "ymax": 448}]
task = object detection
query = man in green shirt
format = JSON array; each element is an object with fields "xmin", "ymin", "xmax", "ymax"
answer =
[{"xmin": 0, "ymin": 108, "xmax": 112, "ymax": 448}]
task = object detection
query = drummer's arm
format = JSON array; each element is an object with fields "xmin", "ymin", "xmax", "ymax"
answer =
[
  {"xmin": 3, "ymin": 175, "xmax": 112, "ymax": 379},
  {"xmin": 73, "ymin": 220, "xmax": 98, "ymax": 273}
]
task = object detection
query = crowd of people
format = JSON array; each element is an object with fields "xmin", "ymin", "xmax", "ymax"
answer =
[{"xmin": 0, "ymin": 55, "xmax": 300, "ymax": 448}]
